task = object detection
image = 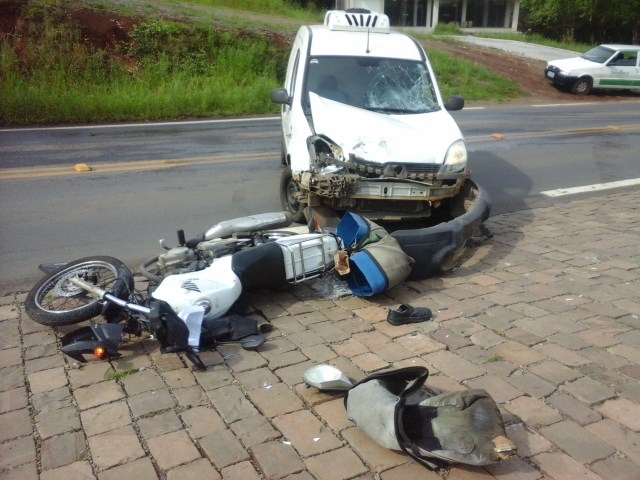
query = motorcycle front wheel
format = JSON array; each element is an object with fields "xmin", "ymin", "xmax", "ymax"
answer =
[{"xmin": 25, "ymin": 256, "xmax": 130, "ymax": 326}]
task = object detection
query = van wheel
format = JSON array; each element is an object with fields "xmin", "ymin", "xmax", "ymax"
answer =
[
  {"xmin": 571, "ymin": 78, "xmax": 592, "ymax": 95},
  {"xmin": 279, "ymin": 166, "xmax": 306, "ymax": 223}
]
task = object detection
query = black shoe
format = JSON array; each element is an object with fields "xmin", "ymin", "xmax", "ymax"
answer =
[{"xmin": 387, "ymin": 304, "xmax": 432, "ymax": 326}]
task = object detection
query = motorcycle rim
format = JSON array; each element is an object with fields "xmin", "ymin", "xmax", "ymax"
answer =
[{"xmin": 25, "ymin": 256, "xmax": 129, "ymax": 326}]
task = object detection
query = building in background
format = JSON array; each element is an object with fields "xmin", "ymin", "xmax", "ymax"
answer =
[{"xmin": 336, "ymin": 0, "xmax": 521, "ymax": 31}]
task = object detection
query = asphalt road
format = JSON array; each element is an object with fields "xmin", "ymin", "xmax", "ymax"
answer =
[{"xmin": 1, "ymin": 101, "xmax": 640, "ymax": 295}]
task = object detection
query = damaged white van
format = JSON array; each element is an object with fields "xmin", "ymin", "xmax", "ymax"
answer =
[{"xmin": 271, "ymin": 9, "xmax": 469, "ymax": 223}]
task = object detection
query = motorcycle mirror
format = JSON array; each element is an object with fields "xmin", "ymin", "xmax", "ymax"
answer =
[
  {"xmin": 159, "ymin": 239, "xmax": 170, "ymax": 250},
  {"xmin": 303, "ymin": 364, "xmax": 354, "ymax": 391},
  {"xmin": 239, "ymin": 335, "xmax": 266, "ymax": 350}
]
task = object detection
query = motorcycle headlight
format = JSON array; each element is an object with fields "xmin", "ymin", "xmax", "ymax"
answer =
[{"xmin": 440, "ymin": 140, "xmax": 468, "ymax": 174}]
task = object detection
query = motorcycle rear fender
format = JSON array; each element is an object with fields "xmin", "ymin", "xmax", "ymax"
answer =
[{"xmin": 60, "ymin": 323, "xmax": 124, "ymax": 363}]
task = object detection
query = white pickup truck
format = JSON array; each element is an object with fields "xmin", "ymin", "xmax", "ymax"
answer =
[{"xmin": 271, "ymin": 8, "xmax": 469, "ymax": 223}]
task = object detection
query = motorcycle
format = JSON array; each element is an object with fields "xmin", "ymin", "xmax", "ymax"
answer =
[{"xmin": 25, "ymin": 212, "xmax": 341, "ymax": 369}]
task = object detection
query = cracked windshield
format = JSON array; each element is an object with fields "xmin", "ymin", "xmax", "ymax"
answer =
[{"xmin": 307, "ymin": 56, "xmax": 439, "ymax": 113}]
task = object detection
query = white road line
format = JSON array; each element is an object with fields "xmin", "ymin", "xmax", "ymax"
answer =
[
  {"xmin": 532, "ymin": 103, "xmax": 597, "ymax": 108},
  {"xmin": 0, "ymin": 116, "xmax": 280, "ymax": 132},
  {"xmin": 541, "ymin": 178, "xmax": 640, "ymax": 197}
]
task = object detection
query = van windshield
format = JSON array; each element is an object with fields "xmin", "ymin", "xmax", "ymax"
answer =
[
  {"xmin": 582, "ymin": 46, "xmax": 615, "ymax": 64},
  {"xmin": 305, "ymin": 56, "xmax": 439, "ymax": 114}
]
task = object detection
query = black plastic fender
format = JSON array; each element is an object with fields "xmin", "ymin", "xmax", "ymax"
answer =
[
  {"xmin": 391, "ymin": 179, "xmax": 491, "ymax": 280},
  {"xmin": 60, "ymin": 323, "xmax": 124, "ymax": 363}
]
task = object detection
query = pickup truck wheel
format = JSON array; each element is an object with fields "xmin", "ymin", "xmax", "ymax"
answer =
[
  {"xmin": 571, "ymin": 78, "xmax": 592, "ymax": 95},
  {"xmin": 280, "ymin": 166, "xmax": 306, "ymax": 223}
]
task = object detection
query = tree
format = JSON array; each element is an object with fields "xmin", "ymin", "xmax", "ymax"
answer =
[{"xmin": 521, "ymin": 0, "xmax": 640, "ymax": 44}]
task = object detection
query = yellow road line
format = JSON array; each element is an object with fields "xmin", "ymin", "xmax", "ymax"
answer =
[
  {"xmin": 0, "ymin": 151, "xmax": 277, "ymax": 180},
  {"xmin": 2, "ymin": 123, "xmax": 640, "ymax": 181}
]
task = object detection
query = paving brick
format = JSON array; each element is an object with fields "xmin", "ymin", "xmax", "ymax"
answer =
[
  {"xmin": 585, "ymin": 419, "xmax": 640, "ymax": 464},
  {"xmin": 304, "ymin": 447, "xmax": 369, "ymax": 480},
  {"xmin": 147, "ymin": 430, "xmax": 201, "ymax": 470},
  {"xmin": 97, "ymin": 457, "xmax": 158, "ymax": 480},
  {"xmin": 465, "ymin": 374, "xmax": 522, "ymax": 403},
  {"xmin": 120, "ymin": 368, "xmax": 165, "ymax": 395},
  {"xmin": 221, "ymin": 347, "xmax": 268, "ymax": 373},
  {"xmin": 27, "ymin": 366, "xmax": 68, "ymax": 394},
  {"xmin": 180, "ymin": 405, "xmax": 226, "ymax": 438},
  {"xmin": 193, "ymin": 365, "xmax": 234, "ymax": 390},
  {"xmin": 39, "ymin": 461, "xmax": 95, "ymax": 480},
  {"xmin": 68, "ymin": 362, "xmax": 115, "ymax": 388},
  {"xmin": 137, "ymin": 410, "xmax": 183, "ymax": 439},
  {"xmin": 0, "ymin": 346, "xmax": 22, "ymax": 368},
  {"xmin": 560, "ymin": 376, "xmax": 617, "ymax": 406},
  {"xmin": 341, "ymin": 426, "xmax": 407, "ymax": 471},
  {"xmin": 127, "ymin": 388, "xmax": 175, "ymax": 418},
  {"xmin": 504, "ymin": 423, "xmax": 552, "ymax": 457},
  {"xmin": 74, "ymin": 381, "xmax": 126, "ymax": 411},
  {"xmin": 251, "ymin": 440, "xmax": 306, "ymax": 479},
  {"xmin": 87, "ymin": 425, "xmax": 145, "ymax": 470},
  {"xmin": 41, "ymin": 431, "xmax": 87, "ymax": 470},
  {"xmin": 528, "ymin": 360, "xmax": 582, "ymax": 385},
  {"xmin": 0, "ymin": 408, "xmax": 33, "ymax": 442},
  {"xmin": 488, "ymin": 341, "xmax": 547, "ymax": 366},
  {"xmin": 275, "ymin": 360, "xmax": 316, "ymax": 387},
  {"xmin": 199, "ymin": 428, "xmax": 249, "ymax": 469},
  {"xmin": 505, "ymin": 396, "xmax": 562, "ymax": 427},
  {"xmin": 80, "ymin": 401, "xmax": 131, "ymax": 437},
  {"xmin": 506, "ymin": 372, "xmax": 556, "ymax": 398},
  {"xmin": 532, "ymin": 452, "xmax": 602, "ymax": 480},
  {"xmin": 394, "ymin": 332, "xmax": 446, "ymax": 355},
  {"xmin": 351, "ymin": 352, "xmax": 389, "ymax": 372},
  {"xmin": 167, "ymin": 458, "xmax": 221, "ymax": 480},
  {"xmin": 273, "ymin": 410, "xmax": 342, "ymax": 457},
  {"xmin": 0, "ymin": 434, "xmax": 36, "ymax": 470},
  {"xmin": 230, "ymin": 414, "xmax": 281, "ymax": 448},
  {"xmin": 380, "ymin": 462, "xmax": 443, "ymax": 480},
  {"xmin": 247, "ymin": 382, "xmax": 304, "ymax": 418},
  {"xmin": 539, "ymin": 419, "xmax": 615, "ymax": 463},
  {"xmin": 429, "ymin": 328, "xmax": 472, "ymax": 350},
  {"xmin": 591, "ymin": 456, "xmax": 640, "ymax": 480},
  {"xmin": 31, "ymin": 386, "xmax": 74, "ymax": 414},
  {"xmin": 313, "ymin": 397, "xmax": 352, "ymax": 434},
  {"xmin": 0, "ymin": 386, "xmax": 28, "ymax": 414},
  {"xmin": 220, "ymin": 461, "xmax": 260, "ymax": 480},
  {"xmin": 35, "ymin": 405, "xmax": 81, "ymax": 439},
  {"xmin": 546, "ymin": 393, "xmax": 602, "ymax": 426},
  {"xmin": 596, "ymin": 397, "xmax": 640, "ymax": 431},
  {"xmin": 424, "ymin": 350, "xmax": 484, "ymax": 381}
]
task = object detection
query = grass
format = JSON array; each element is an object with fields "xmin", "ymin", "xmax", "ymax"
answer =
[
  {"xmin": 428, "ymin": 49, "xmax": 522, "ymax": 101},
  {"xmin": 106, "ymin": 368, "xmax": 137, "ymax": 381},
  {"xmin": 0, "ymin": 0, "xmax": 577, "ymax": 126}
]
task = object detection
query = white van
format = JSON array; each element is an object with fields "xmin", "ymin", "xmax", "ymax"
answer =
[
  {"xmin": 545, "ymin": 44, "xmax": 640, "ymax": 95},
  {"xmin": 271, "ymin": 9, "xmax": 468, "ymax": 222}
]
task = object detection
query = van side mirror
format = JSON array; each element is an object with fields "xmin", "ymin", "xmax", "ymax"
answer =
[
  {"xmin": 271, "ymin": 88, "xmax": 292, "ymax": 106},
  {"xmin": 444, "ymin": 96, "xmax": 464, "ymax": 111}
]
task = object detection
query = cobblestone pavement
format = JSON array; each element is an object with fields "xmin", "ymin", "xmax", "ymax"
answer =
[{"xmin": 1, "ymin": 189, "xmax": 639, "ymax": 480}]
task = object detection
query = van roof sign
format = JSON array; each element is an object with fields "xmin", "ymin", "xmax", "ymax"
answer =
[{"xmin": 324, "ymin": 10, "xmax": 390, "ymax": 33}]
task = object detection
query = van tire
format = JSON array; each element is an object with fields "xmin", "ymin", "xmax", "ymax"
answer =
[{"xmin": 279, "ymin": 166, "xmax": 306, "ymax": 223}]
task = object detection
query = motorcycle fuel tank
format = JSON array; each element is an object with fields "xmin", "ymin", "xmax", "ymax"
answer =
[{"xmin": 151, "ymin": 255, "xmax": 242, "ymax": 320}]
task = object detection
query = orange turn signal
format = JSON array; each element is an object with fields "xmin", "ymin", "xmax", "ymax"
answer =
[{"xmin": 93, "ymin": 346, "xmax": 107, "ymax": 360}]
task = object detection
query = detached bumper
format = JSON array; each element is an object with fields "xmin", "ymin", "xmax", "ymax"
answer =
[{"xmin": 391, "ymin": 179, "xmax": 491, "ymax": 280}]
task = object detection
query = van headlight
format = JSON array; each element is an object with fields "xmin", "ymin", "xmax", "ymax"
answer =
[{"xmin": 440, "ymin": 140, "xmax": 467, "ymax": 174}]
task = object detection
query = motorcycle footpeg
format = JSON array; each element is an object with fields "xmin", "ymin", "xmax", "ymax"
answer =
[{"xmin": 185, "ymin": 348, "xmax": 207, "ymax": 371}]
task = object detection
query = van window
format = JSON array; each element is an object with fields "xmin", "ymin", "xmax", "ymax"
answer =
[{"xmin": 305, "ymin": 56, "xmax": 439, "ymax": 114}]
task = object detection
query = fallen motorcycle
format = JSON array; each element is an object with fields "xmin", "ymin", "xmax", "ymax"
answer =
[{"xmin": 25, "ymin": 212, "xmax": 340, "ymax": 369}]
